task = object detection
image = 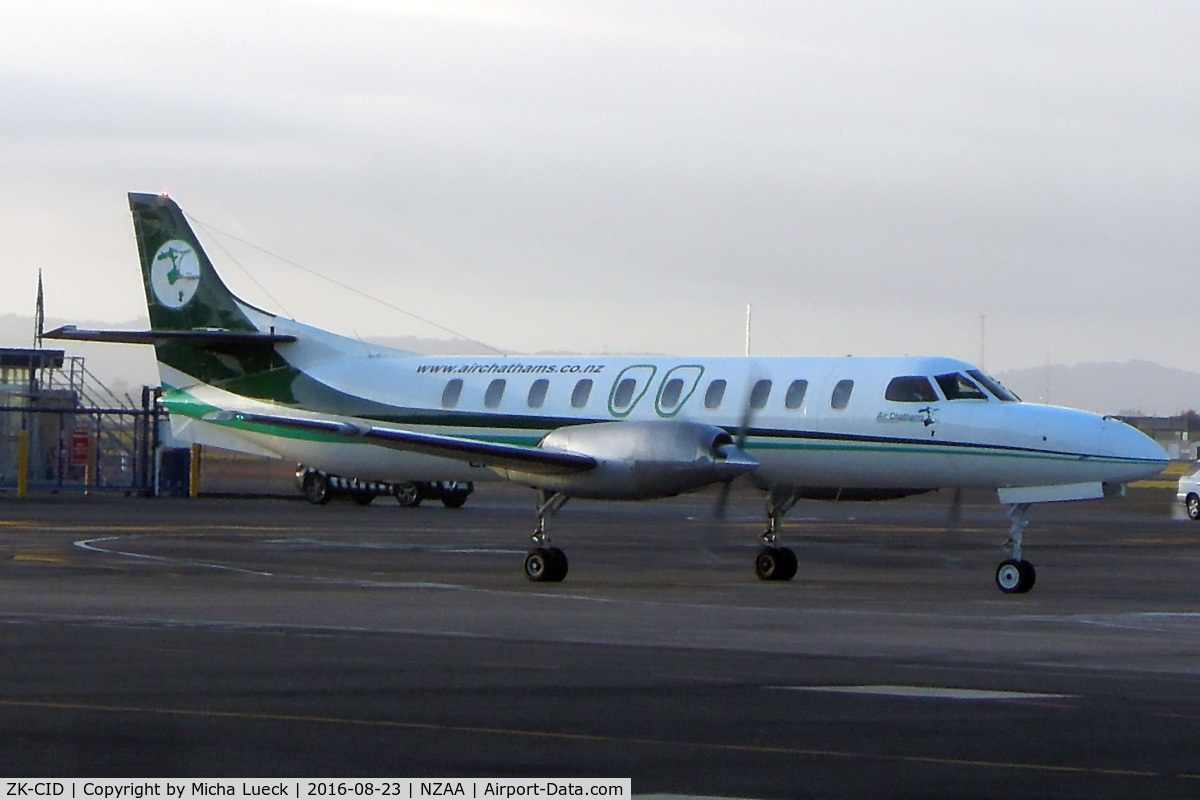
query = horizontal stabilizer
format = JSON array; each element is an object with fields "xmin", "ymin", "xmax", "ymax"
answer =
[
  {"xmin": 44, "ymin": 325, "xmax": 296, "ymax": 347},
  {"xmin": 204, "ymin": 410, "xmax": 597, "ymax": 476}
]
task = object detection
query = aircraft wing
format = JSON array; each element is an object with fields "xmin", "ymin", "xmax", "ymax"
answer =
[{"xmin": 204, "ymin": 410, "xmax": 597, "ymax": 475}]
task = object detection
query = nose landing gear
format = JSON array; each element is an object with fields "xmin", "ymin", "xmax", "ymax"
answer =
[{"xmin": 995, "ymin": 503, "xmax": 1036, "ymax": 594}]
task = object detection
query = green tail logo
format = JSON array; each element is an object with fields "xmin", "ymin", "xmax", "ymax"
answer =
[{"xmin": 150, "ymin": 239, "xmax": 201, "ymax": 308}]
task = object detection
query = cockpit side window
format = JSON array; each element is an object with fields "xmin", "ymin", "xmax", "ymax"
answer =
[
  {"xmin": 967, "ymin": 369, "xmax": 1020, "ymax": 402},
  {"xmin": 885, "ymin": 376, "xmax": 938, "ymax": 403},
  {"xmin": 935, "ymin": 372, "xmax": 987, "ymax": 400}
]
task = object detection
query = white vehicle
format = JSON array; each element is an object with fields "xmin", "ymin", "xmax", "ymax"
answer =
[
  {"xmin": 1177, "ymin": 463, "xmax": 1200, "ymax": 520},
  {"xmin": 48, "ymin": 193, "xmax": 1170, "ymax": 591}
]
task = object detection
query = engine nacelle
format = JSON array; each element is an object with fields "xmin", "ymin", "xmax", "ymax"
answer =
[{"xmin": 498, "ymin": 420, "xmax": 758, "ymax": 500}]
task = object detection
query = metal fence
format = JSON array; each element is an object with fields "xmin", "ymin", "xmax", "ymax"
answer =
[{"xmin": 0, "ymin": 387, "xmax": 162, "ymax": 495}]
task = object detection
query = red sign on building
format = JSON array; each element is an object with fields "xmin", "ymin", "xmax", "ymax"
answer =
[{"xmin": 71, "ymin": 427, "xmax": 90, "ymax": 467}]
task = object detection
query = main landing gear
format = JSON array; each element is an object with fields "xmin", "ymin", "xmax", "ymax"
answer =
[
  {"xmin": 524, "ymin": 490, "xmax": 570, "ymax": 583},
  {"xmin": 756, "ymin": 488, "xmax": 801, "ymax": 582},
  {"xmin": 995, "ymin": 503, "xmax": 1037, "ymax": 594}
]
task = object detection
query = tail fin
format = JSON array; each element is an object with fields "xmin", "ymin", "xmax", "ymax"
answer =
[
  {"xmin": 129, "ymin": 192, "xmax": 262, "ymax": 333},
  {"xmin": 126, "ymin": 193, "xmax": 295, "ymax": 393}
]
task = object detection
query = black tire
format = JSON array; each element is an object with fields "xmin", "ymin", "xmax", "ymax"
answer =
[
  {"xmin": 394, "ymin": 482, "xmax": 422, "ymax": 508},
  {"xmin": 303, "ymin": 472, "xmax": 330, "ymax": 505},
  {"xmin": 547, "ymin": 546, "xmax": 569, "ymax": 581},
  {"xmin": 441, "ymin": 489, "xmax": 469, "ymax": 509},
  {"xmin": 1016, "ymin": 559, "xmax": 1037, "ymax": 594},
  {"xmin": 776, "ymin": 547, "xmax": 798, "ymax": 581},
  {"xmin": 351, "ymin": 491, "xmax": 375, "ymax": 506},
  {"xmin": 1187, "ymin": 494, "xmax": 1200, "ymax": 521}
]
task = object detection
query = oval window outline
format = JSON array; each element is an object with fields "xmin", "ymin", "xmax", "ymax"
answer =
[
  {"xmin": 607, "ymin": 365, "xmax": 657, "ymax": 418},
  {"xmin": 655, "ymin": 365, "xmax": 704, "ymax": 418}
]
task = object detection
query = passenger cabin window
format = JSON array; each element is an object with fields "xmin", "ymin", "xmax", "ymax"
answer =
[
  {"xmin": 936, "ymin": 372, "xmax": 987, "ymax": 400},
  {"xmin": 441, "ymin": 378, "xmax": 463, "ymax": 408},
  {"xmin": 704, "ymin": 379, "xmax": 727, "ymax": 409},
  {"xmin": 885, "ymin": 376, "xmax": 938, "ymax": 403},
  {"xmin": 660, "ymin": 377, "xmax": 685, "ymax": 411},
  {"xmin": 967, "ymin": 369, "xmax": 1019, "ymax": 402},
  {"xmin": 784, "ymin": 379, "xmax": 808, "ymax": 410},
  {"xmin": 484, "ymin": 379, "xmax": 506, "ymax": 408},
  {"xmin": 527, "ymin": 378, "xmax": 549, "ymax": 409},
  {"xmin": 571, "ymin": 379, "xmax": 593, "ymax": 408},
  {"xmin": 831, "ymin": 379, "xmax": 854, "ymax": 410},
  {"xmin": 612, "ymin": 377, "xmax": 637, "ymax": 410},
  {"xmin": 749, "ymin": 379, "xmax": 772, "ymax": 410}
]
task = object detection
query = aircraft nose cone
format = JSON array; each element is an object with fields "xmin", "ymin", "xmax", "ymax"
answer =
[{"xmin": 1098, "ymin": 417, "xmax": 1169, "ymax": 481}]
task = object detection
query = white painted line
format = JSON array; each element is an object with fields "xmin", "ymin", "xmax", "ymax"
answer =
[
  {"xmin": 74, "ymin": 536, "xmax": 274, "ymax": 577},
  {"xmin": 768, "ymin": 685, "xmax": 1075, "ymax": 701}
]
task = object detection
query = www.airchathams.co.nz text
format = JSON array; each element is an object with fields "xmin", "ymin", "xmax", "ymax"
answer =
[{"xmin": 415, "ymin": 363, "xmax": 606, "ymax": 375}]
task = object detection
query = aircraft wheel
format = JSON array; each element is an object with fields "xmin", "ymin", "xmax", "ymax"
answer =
[
  {"xmin": 755, "ymin": 547, "xmax": 786, "ymax": 581},
  {"xmin": 394, "ymin": 482, "xmax": 422, "ymax": 508},
  {"xmin": 524, "ymin": 548, "xmax": 567, "ymax": 583},
  {"xmin": 441, "ymin": 488, "xmax": 470, "ymax": 509},
  {"xmin": 1187, "ymin": 494, "xmax": 1200, "ymax": 521},
  {"xmin": 351, "ymin": 491, "xmax": 374, "ymax": 506},
  {"xmin": 996, "ymin": 558, "xmax": 1036, "ymax": 594},
  {"xmin": 303, "ymin": 472, "xmax": 330, "ymax": 505}
]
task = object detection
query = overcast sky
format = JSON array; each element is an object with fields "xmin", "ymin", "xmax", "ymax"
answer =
[{"xmin": 2, "ymin": 1, "xmax": 1197, "ymax": 372}]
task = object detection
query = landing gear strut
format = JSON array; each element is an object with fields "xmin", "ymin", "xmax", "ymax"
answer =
[
  {"xmin": 995, "ymin": 503, "xmax": 1037, "ymax": 594},
  {"xmin": 756, "ymin": 487, "xmax": 800, "ymax": 582},
  {"xmin": 525, "ymin": 490, "xmax": 570, "ymax": 583}
]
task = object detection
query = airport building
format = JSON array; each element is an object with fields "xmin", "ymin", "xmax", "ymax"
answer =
[{"xmin": 0, "ymin": 346, "xmax": 160, "ymax": 494}]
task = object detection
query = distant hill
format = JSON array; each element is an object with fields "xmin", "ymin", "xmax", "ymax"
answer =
[{"xmin": 994, "ymin": 360, "xmax": 1200, "ymax": 416}]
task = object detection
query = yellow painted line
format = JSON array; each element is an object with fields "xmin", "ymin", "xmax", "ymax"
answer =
[
  {"xmin": 1130, "ymin": 480, "xmax": 1179, "ymax": 489},
  {"xmin": 11, "ymin": 551, "xmax": 68, "ymax": 565},
  {"xmin": 0, "ymin": 698, "xmax": 1166, "ymax": 780}
]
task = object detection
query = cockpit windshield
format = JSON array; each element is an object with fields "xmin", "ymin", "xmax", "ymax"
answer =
[
  {"xmin": 935, "ymin": 372, "xmax": 987, "ymax": 400},
  {"xmin": 967, "ymin": 369, "xmax": 1020, "ymax": 402}
]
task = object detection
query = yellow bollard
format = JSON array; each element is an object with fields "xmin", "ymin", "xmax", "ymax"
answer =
[
  {"xmin": 189, "ymin": 442, "xmax": 201, "ymax": 499},
  {"xmin": 17, "ymin": 429, "xmax": 29, "ymax": 499},
  {"xmin": 84, "ymin": 428, "xmax": 96, "ymax": 496}
]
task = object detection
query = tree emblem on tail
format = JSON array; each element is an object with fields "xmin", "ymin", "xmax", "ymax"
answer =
[{"xmin": 150, "ymin": 239, "xmax": 201, "ymax": 309}]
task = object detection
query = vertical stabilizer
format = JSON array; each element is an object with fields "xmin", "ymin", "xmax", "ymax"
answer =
[
  {"xmin": 128, "ymin": 192, "xmax": 289, "ymax": 393},
  {"xmin": 128, "ymin": 192, "xmax": 260, "ymax": 333}
]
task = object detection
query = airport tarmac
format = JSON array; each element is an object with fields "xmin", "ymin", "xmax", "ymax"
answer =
[{"xmin": 1, "ymin": 484, "xmax": 1199, "ymax": 798}]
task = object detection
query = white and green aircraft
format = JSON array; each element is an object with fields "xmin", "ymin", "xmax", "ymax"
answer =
[{"xmin": 49, "ymin": 192, "xmax": 1169, "ymax": 591}]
